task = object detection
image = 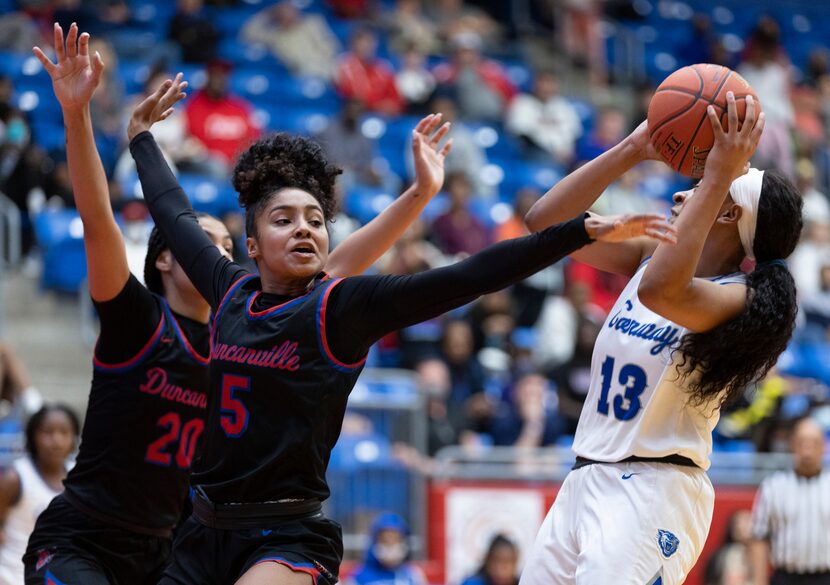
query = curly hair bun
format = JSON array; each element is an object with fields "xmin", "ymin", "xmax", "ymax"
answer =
[{"xmin": 232, "ymin": 133, "xmax": 341, "ymax": 220}]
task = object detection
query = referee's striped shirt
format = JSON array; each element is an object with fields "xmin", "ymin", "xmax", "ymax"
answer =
[{"xmin": 750, "ymin": 470, "xmax": 830, "ymax": 573}]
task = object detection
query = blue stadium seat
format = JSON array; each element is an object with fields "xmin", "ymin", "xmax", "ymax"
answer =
[
  {"xmin": 177, "ymin": 173, "xmax": 239, "ymax": 217},
  {"xmin": 343, "ymin": 185, "xmax": 395, "ymax": 225},
  {"xmin": 33, "ymin": 210, "xmax": 88, "ymax": 293}
]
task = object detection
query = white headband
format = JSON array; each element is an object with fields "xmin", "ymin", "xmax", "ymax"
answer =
[{"xmin": 729, "ymin": 168, "xmax": 765, "ymax": 261}]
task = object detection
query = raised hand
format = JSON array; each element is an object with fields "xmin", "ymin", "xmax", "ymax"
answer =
[
  {"xmin": 704, "ymin": 92, "xmax": 765, "ymax": 184},
  {"xmin": 33, "ymin": 23, "xmax": 104, "ymax": 112},
  {"xmin": 128, "ymin": 73, "xmax": 188, "ymax": 141},
  {"xmin": 626, "ymin": 120, "xmax": 662, "ymax": 162},
  {"xmin": 411, "ymin": 113, "xmax": 453, "ymax": 197},
  {"xmin": 585, "ymin": 213, "xmax": 678, "ymax": 244}
]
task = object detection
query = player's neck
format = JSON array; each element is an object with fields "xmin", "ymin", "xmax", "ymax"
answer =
[
  {"xmin": 165, "ymin": 289, "xmax": 211, "ymax": 324},
  {"xmin": 35, "ymin": 459, "xmax": 66, "ymax": 488},
  {"xmin": 693, "ymin": 235, "xmax": 743, "ymax": 278}
]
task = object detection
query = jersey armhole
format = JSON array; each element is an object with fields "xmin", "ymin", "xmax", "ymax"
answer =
[
  {"xmin": 92, "ymin": 314, "xmax": 165, "ymax": 373},
  {"xmin": 316, "ymin": 278, "xmax": 368, "ymax": 373},
  {"xmin": 212, "ymin": 274, "xmax": 256, "ymax": 333}
]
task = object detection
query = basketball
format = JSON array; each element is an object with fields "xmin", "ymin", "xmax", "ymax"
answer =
[{"xmin": 647, "ymin": 63, "xmax": 761, "ymax": 178}]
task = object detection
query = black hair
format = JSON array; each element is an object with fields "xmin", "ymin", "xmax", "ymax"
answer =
[
  {"xmin": 26, "ymin": 404, "xmax": 81, "ymax": 461},
  {"xmin": 477, "ymin": 534, "xmax": 518, "ymax": 582},
  {"xmin": 144, "ymin": 211, "xmax": 216, "ymax": 296},
  {"xmin": 675, "ymin": 169, "xmax": 803, "ymax": 407},
  {"xmin": 232, "ymin": 133, "xmax": 341, "ymax": 238}
]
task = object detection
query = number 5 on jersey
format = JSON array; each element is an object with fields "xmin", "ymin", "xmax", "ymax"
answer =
[
  {"xmin": 221, "ymin": 374, "xmax": 251, "ymax": 437},
  {"xmin": 597, "ymin": 355, "xmax": 648, "ymax": 421}
]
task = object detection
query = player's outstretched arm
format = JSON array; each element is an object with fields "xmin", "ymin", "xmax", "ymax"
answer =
[
  {"xmin": 326, "ymin": 213, "xmax": 676, "ymax": 363},
  {"xmin": 639, "ymin": 92, "xmax": 764, "ymax": 332},
  {"xmin": 523, "ymin": 121, "xmax": 666, "ymax": 276},
  {"xmin": 33, "ymin": 23, "xmax": 128, "ymax": 302},
  {"xmin": 325, "ymin": 113, "xmax": 452, "ymax": 277},
  {"xmin": 129, "ymin": 77, "xmax": 245, "ymax": 308}
]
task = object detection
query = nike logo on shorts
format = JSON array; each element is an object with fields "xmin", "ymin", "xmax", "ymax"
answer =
[{"xmin": 621, "ymin": 472, "xmax": 640, "ymax": 480}]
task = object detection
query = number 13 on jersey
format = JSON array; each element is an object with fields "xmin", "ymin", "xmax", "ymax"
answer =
[{"xmin": 597, "ymin": 355, "xmax": 648, "ymax": 421}]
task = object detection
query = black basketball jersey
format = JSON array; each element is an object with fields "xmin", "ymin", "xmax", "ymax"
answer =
[
  {"xmin": 192, "ymin": 274, "xmax": 365, "ymax": 504},
  {"xmin": 63, "ymin": 297, "xmax": 209, "ymax": 532}
]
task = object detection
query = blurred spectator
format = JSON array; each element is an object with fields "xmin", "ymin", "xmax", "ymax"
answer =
[
  {"xmin": 790, "ymin": 208, "xmax": 830, "ymax": 298},
  {"xmin": 335, "ymin": 27, "xmax": 404, "ymax": 116},
  {"xmin": 459, "ymin": 534, "xmax": 520, "ymax": 585},
  {"xmin": 677, "ymin": 14, "xmax": 721, "ymax": 68},
  {"xmin": 796, "ymin": 158, "xmax": 830, "ymax": 226},
  {"xmin": 41, "ymin": 152, "xmax": 75, "ymax": 209},
  {"xmin": 440, "ymin": 320, "xmax": 488, "ymax": 429},
  {"xmin": 0, "ymin": 404, "xmax": 79, "ymax": 585},
  {"xmin": 592, "ymin": 167, "xmax": 669, "ymax": 217},
  {"xmin": 533, "ymin": 280, "xmax": 604, "ymax": 371},
  {"xmin": 750, "ymin": 417, "xmax": 830, "ymax": 584},
  {"xmin": 489, "ymin": 372, "xmax": 562, "ymax": 447},
  {"xmin": 115, "ymin": 69, "xmax": 223, "ymax": 181},
  {"xmin": 416, "ymin": 358, "xmax": 464, "ymax": 455},
  {"xmin": 395, "ymin": 44, "xmax": 437, "ymax": 114},
  {"xmin": 704, "ymin": 510, "xmax": 754, "ymax": 585},
  {"xmin": 384, "ymin": 0, "xmax": 439, "ymax": 55},
  {"xmin": 426, "ymin": 0, "xmax": 502, "ymax": 51},
  {"xmin": 565, "ymin": 258, "xmax": 628, "ymax": 314},
  {"xmin": 88, "ymin": 38, "xmax": 124, "ymax": 171},
  {"xmin": 317, "ymin": 99, "xmax": 397, "ymax": 192},
  {"xmin": 344, "ymin": 513, "xmax": 426, "ymax": 585},
  {"xmin": 241, "ymin": 2, "xmax": 340, "ymax": 80},
  {"xmin": 168, "ymin": 0, "xmax": 220, "ymax": 64},
  {"xmin": 506, "ymin": 69, "xmax": 582, "ymax": 165},
  {"xmin": 576, "ymin": 107, "xmax": 627, "ymax": 164},
  {"xmin": 410, "ymin": 94, "xmax": 491, "ymax": 197},
  {"xmin": 430, "ymin": 171, "xmax": 490, "ymax": 256},
  {"xmin": 549, "ymin": 313, "xmax": 602, "ymax": 434},
  {"xmin": 738, "ymin": 17, "xmax": 795, "ymax": 177},
  {"xmin": 558, "ymin": 0, "xmax": 606, "ymax": 87},
  {"xmin": 433, "ymin": 31, "xmax": 516, "ymax": 122},
  {"xmin": 465, "ymin": 290, "xmax": 515, "ymax": 353},
  {"xmin": 801, "ymin": 264, "xmax": 830, "ymax": 341},
  {"xmin": 184, "ymin": 59, "xmax": 261, "ymax": 170},
  {"xmin": 0, "ymin": 343, "xmax": 43, "ymax": 416},
  {"xmin": 376, "ymin": 218, "xmax": 446, "ymax": 276},
  {"xmin": 327, "ymin": 0, "xmax": 371, "ymax": 19},
  {"xmin": 0, "ymin": 11, "xmax": 41, "ymax": 53}
]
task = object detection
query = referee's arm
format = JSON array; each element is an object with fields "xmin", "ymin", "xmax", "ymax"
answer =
[{"xmin": 749, "ymin": 480, "xmax": 772, "ymax": 585}]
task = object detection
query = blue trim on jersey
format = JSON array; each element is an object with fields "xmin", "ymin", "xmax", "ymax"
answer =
[
  {"xmin": 160, "ymin": 300, "xmax": 209, "ymax": 365},
  {"xmin": 637, "ymin": 255, "xmax": 653, "ymax": 271},
  {"xmin": 45, "ymin": 570, "xmax": 67, "ymax": 585},
  {"xmin": 245, "ymin": 289, "xmax": 313, "ymax": 321},
  {"xmin": 315, "ymin": 279, "xmax": 367, "ymax": 373},
  {"xmin": 212, "ymin": 274, "xmax": 256, "ymax": 334},
  {"xmin": 92, "ymin": 314, "xmax": 165, "ymax": 373}
]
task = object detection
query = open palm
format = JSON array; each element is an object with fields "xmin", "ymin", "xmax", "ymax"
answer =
[
  {"xmin": 33, "ymin": 23, "xmax": 104, "ymax": 111},
  {"xmin": 411, "ymin": 114, "xmax": 453, "ymax": 196}
]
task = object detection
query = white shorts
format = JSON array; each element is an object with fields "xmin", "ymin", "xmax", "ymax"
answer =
[{"xmin": 519, "ymin": 461, "xmax": 715, "ymax": 585}]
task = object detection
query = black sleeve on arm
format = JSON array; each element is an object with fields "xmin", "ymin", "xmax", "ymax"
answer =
[
  {"xmin": 129, "ymin": 131, "xmax": 247, "ymax": 309},
  {"xmin": 93, "ymin": 274, "xmax": 162, "ymax": 365},
  {"xmin": 327, "ymin": 215, "xmax": 593, "ymax": 362}
]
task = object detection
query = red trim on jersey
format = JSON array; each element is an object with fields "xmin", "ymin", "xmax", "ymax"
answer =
[
  {"xmin": 212, "ymin": 274, "xmax": 255, "ymax": 331},
  {"xmin": 93, "ymin": 315, "xmax": 164, "ymax": 372},
  {"xmin": 167, "ymin": 309, "xmax": 210, "ymax": 365},
  {"xmin": 318, "ymin": 278, "xmax": 367, "ymax": 370},
  {"xmin": 253, "ymin": 557, "xmax": 323, "ymax": 584},
  {"xmin": 245, "ymin": 289, "xmax": 314, "ymax": 319}
]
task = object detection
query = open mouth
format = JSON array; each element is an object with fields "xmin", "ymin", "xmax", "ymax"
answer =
[{"xmin": 292, "ymin": 245, "xmax": 316, "ymax": 256}]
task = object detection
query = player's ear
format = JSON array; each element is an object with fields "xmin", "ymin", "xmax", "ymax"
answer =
[
  {"xmin": 717, "ymin": 200, "xmax": 742, "ymax": 226},
  {"xmin": 155, "ymin": 249, "xmax": 174, "ymax": 273},
  {"xmin": 246, "ymin": 236, "xmax": 259, "ymax": 260}
]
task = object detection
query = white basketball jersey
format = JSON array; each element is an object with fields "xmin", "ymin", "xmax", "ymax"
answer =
[
  {"xmin": 572, "ymin": 259, "xmax": 746, "ymax": 470},
  {"xmin": 0, "ymin": 457, "xmax": 62, "ymax": 585}
]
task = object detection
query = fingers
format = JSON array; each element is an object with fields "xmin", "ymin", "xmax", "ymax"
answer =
[
  {"xmin": 414, "ymin": 114, "xmax": 434, "ymax": 135},
  {"xmin": 750, "ymin": 112, "xmax": 765, "ymax": 143},
  {"xmin": 78, "ymin": 31, "xmax": 89, "ymax": 57},
  {"xmin": 706, "ymin": 105, "xmax": 725, "ymax": 140},
  {"xmin": 741, "ymin": 94, "xmax": 756, "ymax": 137},
  {"xmin": 645, "ymin": 227, "xmax": 678, "ymax": 245},
  {"xmin": 439, "ymin": 138, "xmax": 453, "ymax": 158},
  {"xmin": 53, "ymin": 23, "xmax": 65, "ymax": 62},
  {"xmin": 430, "ymin": 121, "xmax": 451, "ymax": 147},
  {"xmin": 412, "ymin": 130, "xmax": 422, "ymax": 156},
  {"xmin": 31, "ymin": 47, "xmax": 56, "ymax": 74},
  {"xmin": 66, "ymin": 23, "xmax": 78, "ymax": 59},
  {"xmin": 91, "ymin": 50, "xmax": 105, "ymax": 84},
  {"xmin": 159, "ymin": 108, "xmax": 175, "ymax": 121},
  {"xmin": 725, "ymin": 91, "xmax": 738, "ymax": 133}
]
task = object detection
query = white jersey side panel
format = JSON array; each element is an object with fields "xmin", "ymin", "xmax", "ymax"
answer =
[{"xmin": 572, "ymin": 260, "xmax": 746, "ymax": 470}]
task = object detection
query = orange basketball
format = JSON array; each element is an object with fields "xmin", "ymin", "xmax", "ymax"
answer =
[{"xmin": 647, "ymin": 63, "xmax": 761, "ymax": 178}]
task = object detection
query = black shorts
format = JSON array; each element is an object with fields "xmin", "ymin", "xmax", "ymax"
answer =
[
  {"xmin": 24, "ymin": 495, "xmax": 172, "ymax": 585},
  {"xmin": 159, "ymin": 511, "xmax": 343, "ymax": 585}
]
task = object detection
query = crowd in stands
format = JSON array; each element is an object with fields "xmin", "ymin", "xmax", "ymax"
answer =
[{"xmin": 0, "ymin": 0, "xmax": 829, "ymax": 485}]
